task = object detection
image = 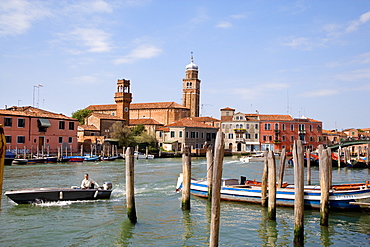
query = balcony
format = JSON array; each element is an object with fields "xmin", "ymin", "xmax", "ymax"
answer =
[
  {"xmin": 274, "ymin": 129, "xmax": 280, "ymax": 133},
  {"xmin": 233, "ymin": 128, "xmax": 246, "ymax": 133},
  {"xmin": 274, "ymin": 140, "xmax": 281, "ymax": 144},
  {"xmin": 235, "ymin": 138, "xmax": 245, "ymax": 143},
  {"xmin": 298, "ymin": 130, "xmax": 306, "ymax": 134}
]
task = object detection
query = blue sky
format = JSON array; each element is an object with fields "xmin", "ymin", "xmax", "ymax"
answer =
[{"xmin": 1, "ymin": 0, "xmax": 370, "ymax": 130}]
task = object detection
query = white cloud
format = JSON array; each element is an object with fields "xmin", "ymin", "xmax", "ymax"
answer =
[
  {"xmin": 65, "ymin": 0, "xmax": 113, "ymax": 14},
  {"xmin": 300, "ymin": 89, "xmax": 340, "ymax": 97},
  {"xmin": 62, "ymin": 28, "xmax": 112, "ymax": 53},
  {"xmin": 0, "ymin": 0, "xmax": 50, "ymax": 36},
  {"xmin": 216, "ymin": 21, "xmax": 232, "ymax": 29},
  {"xmin": 70, "ymin": 75, "xmax": 100, "ymax": 85},
  {"xmin": 232, "ymin": 83, "xmax": 289, "ymax": 100},
  {"xmin": 336, "ymin": 68, "xmax": 370, "ymax": 81},
  {"xmin": 346, "ymin": 11, "xmax": 370, "ymax": 33},
  {"xmin": 113, "ymin": 44, "xmax": 162, "ymax": 64},
  {"xmin": 281, "ymin": 37, "xmax": 329, "ymax": 50}
]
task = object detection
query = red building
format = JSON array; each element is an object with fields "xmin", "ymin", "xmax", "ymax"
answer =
[
  {"xmin": 0, "ymin": 106, "xmax": 78, "ymax": 155},
  {"xmin": 257, "ymin": 114, "xmax": 323, "ymax": 152}
]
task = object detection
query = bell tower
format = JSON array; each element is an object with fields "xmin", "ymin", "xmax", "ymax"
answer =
[
  {"xmin": 182, "ymin": 53, "xmax": 201, "ymax": 118},
  {"xmin": 114, "ymin": 79, "xmax": 132, "ymax": 124}
]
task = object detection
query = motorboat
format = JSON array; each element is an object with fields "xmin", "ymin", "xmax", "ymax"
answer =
[
  {"xmin": 68, "ymin": 156, "xmax": 85, "ymax": 162},
  {"xmin": 5, "ymin": 182, "xmax": 113, "ymax": 204},
  {"xmin": 176, "ymin": 174, "xmax": 370, "ymax": 210},
  {"xmin": 240, "ymin": 156, "xmax": 251, "ymax": 163},
  {"xmin": 134, "ymin": 151, "xmax": 154, "ymax": 159},
  {"xmin": 12, "ymin": 159, "xmax": 28, "ymax": 165}
]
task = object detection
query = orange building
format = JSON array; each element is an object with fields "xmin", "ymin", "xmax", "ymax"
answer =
[{"xmin": 0, "ymin": 106, "xmax": 78, "ymax": 155}]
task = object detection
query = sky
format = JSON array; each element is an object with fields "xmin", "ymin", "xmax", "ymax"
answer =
[{"xmin": 1, "ymin": 0, "xmax": 370, "ymax": 131}]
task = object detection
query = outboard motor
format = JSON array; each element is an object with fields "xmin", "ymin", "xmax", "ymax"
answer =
[
  {"xmin": 240, "ymin": 176, "xmax": 246, "ymax": 185},
  {"xmin": 103, "ymin": 182, "xmax": 113, "ymax": 190}
]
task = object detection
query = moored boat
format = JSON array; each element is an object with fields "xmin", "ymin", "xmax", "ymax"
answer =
[
  {"xmin": 176, "ymin": 174, "xmax": 370, "ymax": 210},
  {"xmin": 5, "ymin": 151, "xmax": 15, "ymax": 165},
  {"xmin": 68, "ymin": 156, "xmax": 85, "ymax": 162},
  {"xmin": 5, "ymin": 182, "xmax": 113, "ymax": 204},
  {"xmin": 12, "ymin": 159, "xmax": 28, "ymax": 165}
]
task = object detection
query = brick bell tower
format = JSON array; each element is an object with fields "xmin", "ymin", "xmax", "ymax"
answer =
[
  {"xmin": 182, "ymin": 53, "xmax": 201, "ymax": 118},
  {"xmin": 114, "ymin": 79, "xmax": 132, "ymax": 124}
]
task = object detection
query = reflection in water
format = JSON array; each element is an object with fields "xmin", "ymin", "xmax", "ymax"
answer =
[
  {"xmin": 116, "ymin": 219, "xmax": 135, "ymax": 246},
  {"xmin": 258, "ymin": 206, "xmax": 278, "ymax": 246},
  {"xmin": 182, "ymin": 210, "xmax": 193, "ymax": 245},
  {"xmin": 320, "ymin": 226, "xmax": 332, "ymax": 246}
]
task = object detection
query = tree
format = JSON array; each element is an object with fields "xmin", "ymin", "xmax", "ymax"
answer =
[
  {"xmin": 109, "ymin": 122, "xmax": 136, "ymax": 147},
  {"xmin": 71, "ymin": 109, "xmax": 92, "ymax": 125}
]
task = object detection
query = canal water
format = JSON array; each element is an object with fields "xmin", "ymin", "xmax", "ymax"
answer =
[{"xmin": 1, "ymin": 156, "xmax": 369, "ymax": 246}]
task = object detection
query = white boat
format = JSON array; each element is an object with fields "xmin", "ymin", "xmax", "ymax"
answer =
[
  {"xmin": 134, "ymin": 151, "xmax": 154, "ymax": 159},
  {"xmin": 176, "ymin": 174, "xmax": 370, "ymax": 210},
  {"xmin": 240, "ymin": 156, "xmax": 251, "ymax": 163}
]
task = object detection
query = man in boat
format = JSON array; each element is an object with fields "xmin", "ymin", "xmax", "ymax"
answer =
[{"xmin": 81, "ymin": 173, "xmax": 100, "ymax": 189}]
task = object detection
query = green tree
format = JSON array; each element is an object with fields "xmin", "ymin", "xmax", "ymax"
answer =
[
  {"xmin": 131, "ymin": 124, "xmax": 145, "ymax": 135},
  {"xmin": 109, "ymin": 122, "xmax": 137, "ymax": 147},
  {"xmin": 71, "ymin": 109, "xmax": 92, "ymax": 125}
]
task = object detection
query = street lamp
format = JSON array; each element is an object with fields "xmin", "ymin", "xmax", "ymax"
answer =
[{"xmin": 33, "ymin": 84, "xmax": 43, "ymax": 108}]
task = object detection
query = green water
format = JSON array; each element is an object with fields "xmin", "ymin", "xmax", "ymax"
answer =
[{"xmin": 1, "ymin": 156, "xmax": 369, "ymax": 246}]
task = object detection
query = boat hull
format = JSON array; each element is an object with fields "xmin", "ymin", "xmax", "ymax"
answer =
[
  {"xmin": 177, "ymin": 177, "xmax": 370, "ymax": 211},
  {"xmin": 4, "ymin": 188, "xmax": 112, "ymax": 204}
]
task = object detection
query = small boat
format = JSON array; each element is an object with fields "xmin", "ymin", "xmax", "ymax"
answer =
[
  {"xmin": 175, "ymin": 174, "xmax": 370, "ymax": 210},
  {"xmin": 58, "ymin": 157, "xmax": 70, "ymax": 163},
  {"xmin": 45, "ymin": 157, "xmax": 58, "ymax": 163},
  {"xmin": 68, "ymin": 156, "xmax": 85, "ymax": 162},
  {"xmin": 101, "ymin": 156, "xmax": 116, "ymax": 161},
  {"xmin": 5, "ymin": 182, "xmax": 113, "ymax": 204},
  {"xmin": 134, "ymin": 151, "xmax": 154, "ymax": 159},
  {"xmin": 84, "ymin": 155, "xmax": 100, "ymax": 162},
  {"xmin": 5, "ymin": 151, "xmax": 15, "ymax": 166},
  {"xmin": 240, "ymin": 156, "xmax": 251, "ymax": 163},
  {"xmin": 12, "ymin": 159, "xmax": 28, "ymax": 165}
]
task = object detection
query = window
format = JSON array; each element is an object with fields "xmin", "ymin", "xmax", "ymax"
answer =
[
  {"xmin": 191, "ymin": 132, "xmax": 195, "ymax": 138},
  {"xmin": 59, "ymin": 121, "xmax": 65, "ymax": 130},
  {"xmin": 291, "ymin": 124, "xmax": 294, "ymax": 131},
  {"xmin": 269, "ymin": 136, "xmax": 273, "ymax": 141},
  {"xmin": 310, "ymin": 125, "xmax": 313, "ymax": 131},
  {"xmin": 68, "ymin": 137, "xmax": 73, "ymax": 143},
  {"xmin": 17, "ymin": 136, "xmax": 25, "ymax": 144},
  {"xmin": 186, "ymin": 132, "xmax": 189, "ymax": 138},
  {"xmin": 4, "ymin": 117, "xmax": 12, "ymax": 127},
  {"xmin": 310, "ymin": 136, "xmax": 314, "ymax": 142},
  {"xmin": 18, "ymin": 118, "xmax": 25, "ymax": 128},
  {"xmin": 170, "ymin": 131, "xmax": 175, "ymax": 138},
  {"xmin": 263, "ymin": 135, "xmax": 266, "ymax": 141},
  {"xmin": 196, "ymin": 132, "xmax": 199, "ymax": 138},
  {"xmin": 246, "ymin": 133, "xmax": 250, "ymax": 139},
  {"xmin": 222, "ymin": 124, "xmax": 225, "ymax": 129},
  {"xmin": 282, "ymin": 124, "xmax": 286, "ymax": 131},
  {"xmin": 264, "ymin": 123, "xmax": 271, "ymax": 130},
  {"xmin": 59, "ymin": 137, "xmax": 63, "ymax": 143},
  {"xmin": 5, "ymin": 136, "xmax": 11, "ymax": 143},
  {"xmin": 179, "ymin": 131, "xmax": 183, "ymax": 138},
  {"xmin": 246, "ymin": 124, "xmax": 249, "ymax": 129},
  {"xmin": 228, "ymin": 133, "xmax": 233, "ymax": 139},
  {"xmin": 255, "ymin": 133, "xmax": 258, "ymax": 139},
  {"xmin": 291, "ymin": 136, "xmax": 294, "ymax": 142},
  {"xmin": 274, "ymin": 123, "xmax": 279, "ymax": 130},
  {"xmin": 299, "ymin": 124, "xmax": 305, "ymax": 131},
  {"xmin": 69, "ymin": 122, "xmax": 75, "ymax": 130},
  {"xmin": 317, "ymin": 125, "xmax": 322, "ymax": 131},
  {"xmin": 255, "ymin": 124, "xmax": 258, "ymax": 129},
  {"xmin": 282, "ymin": 135, "xmax": 286, "ymax": 141}
]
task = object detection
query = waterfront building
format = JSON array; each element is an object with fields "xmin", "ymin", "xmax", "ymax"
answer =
[
  {"xmin": 220, "ymin": 107, "xmax": 259, "ymax": 153},
  {"xmin": 86, "ymin": 55, "xmax": 200, "ymax": 126},
  {"xmin": 220, "ymin": 107, "xmax": 324, "ymax": 153},
  {"xmin": 0, "ymin": 106, "xmax": 78, "ymax": 155},
  {"xmin": 156, "ymin": 118, "xmax": 218, "ymax": 153}
]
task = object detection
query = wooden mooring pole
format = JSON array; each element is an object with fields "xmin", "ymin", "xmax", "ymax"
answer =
[
  {"xmin": 0, "ymin": 125, "xmax": 6, "ymax": 211},
  {"xmin": 306, "ymin": 149, "xmax": 311, "ymax": 185},
  {"xmin": 277, "ymin": 148, "xmax": 286, "ymax": 188},
  {"xmin": 293, "ymin": 140, "xmax": 304, "ymax": 246},
  {"xmin": 267, "ymin": 150, "xmax": 276, "ymax": 221},
  {"xmin": 126, "ymin": 147, "xmax": 137, "ymax": 223},
  {"xmin": 209, "ymin": 131, "xmax": 224, "ymax": 247},
  {"xmin": 319, "ymin": 146, "xmax": 330, "ymax": 227},
  {"xmin": 261, "ymin": 150, "xmax": 269, "ymax": 207},
  {"xmin": 206, "ymin": 144, "xmax": 214, "ymax": 201},
  {"xmin": 182, "ymin": 146, "xmax": 191, "ymax": 210}
]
